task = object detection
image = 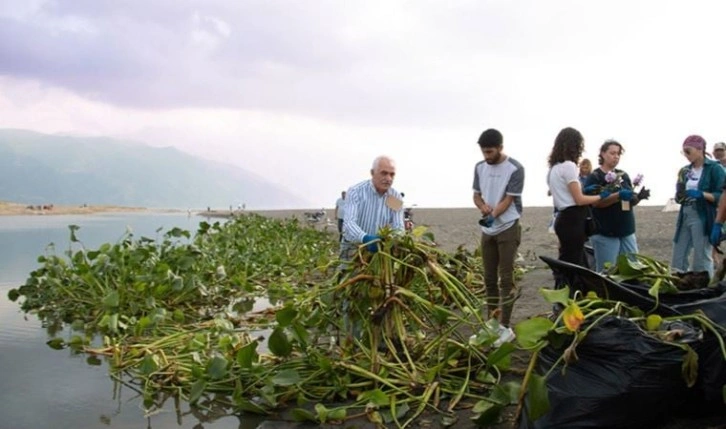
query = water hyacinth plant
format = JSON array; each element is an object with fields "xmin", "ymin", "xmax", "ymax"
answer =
[{"xmin": 7, "ymin": 214, "xmax": 534, "ymax": 427}]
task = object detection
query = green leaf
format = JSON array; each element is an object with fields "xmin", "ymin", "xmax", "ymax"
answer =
[
  {"xmin": 271, "ymin": 368, "xmax": 301, "ymax": 386},
  {"xmin": 46, "ymin": 337, "xmax": 65, "ymax": 350},
  {"xmin": 682, "ymin": 346, "xmax": 698, "ymax": 388},
  {"xmin": 470, "ymin": 400, "xmax": 503, "ymax": 425},
  {"xmin": 487, "ymin": 341, "xmax": 515, "ymax": 369},
  {"xmin": 526, "ymin": 374, "xmax": 550, "ymax": 421},
  {"xmin": 328, "ymin": 407, "xmax": 347, "ymax": 421},
  {"xmin": 291, "ymin": 408, "xmax": 318, "ymax": 422},
  {"xmin": 140, "ymin": 354, "xmax": 159, "ymax": 376},
  {"xmin": 268, "ymin": 327, "xmax": 292, "ymax": 357},
  {"xmin": 107, "ymin": 313, "xmax": 119, "ymax": 333},
  {"xmin": 275, "ymin": 306, "xmax": 298, "ymax": 327},
  {"xmin": 646, "ymin": 314, "xmax": 662, "ymax": 331},
  {"xmin": 7, "ymin": 288, "xmax": 19, "ymax": 302},
  {"xmin": 102, "ymin": 290, "xmax": 119, "ymax": 308},
  {"xmin": 498, "ymin": 381, "xmax": 521, "ymax": 404},
  {"xmin": 86, "ymin": 355, "xmax": 102, "ymax": 366},
  {"xmin": 614, "ymin": 253, "xmax": 646, "ymax": 277},
  {"xmin": 206, "ymin": 356, "xmax": 228, "ymax": 380},
  {"xmin": 514, "ymin": 317, "xmax": 553, "ymax": 349},
  {"xmin": 539, "ymin": 287, "xmax": 570, "ymax": 305},
  {"xmin": 314, "ymin": 403, "xmax": 329, "ymax": 422},
  {"xmin": 236, "ymin": 341, "xmax": 259, "ymax": 368},
  {"xmin": 189, "ymin": 379, "xmax": 207, "ymax": 404},
  {"xmin": 357, "ymin": 388, "xmax": 389, "ymax": 407}
]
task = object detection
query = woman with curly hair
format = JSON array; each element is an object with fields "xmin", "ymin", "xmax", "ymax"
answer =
[{"xmin": 546, "ymin": 127, "xmax": 621, "ymax": 269}]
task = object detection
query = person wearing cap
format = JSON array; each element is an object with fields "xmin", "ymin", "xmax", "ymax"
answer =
[
  {"xmin": 713, "ymin": 142, "xmax": 726, "ymax": 169},
  {"xmin": 672, "ymin": 135, "xmax": 726, "ymax": 280}
]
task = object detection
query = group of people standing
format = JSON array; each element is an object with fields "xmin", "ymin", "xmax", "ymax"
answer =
[
  {"xmin": 333, "ymin": 128, "xmax": 726, "ymax": 345},
  {"xmin": 548, "ymin": 129, "xmax": 726, "ymax": 283}
]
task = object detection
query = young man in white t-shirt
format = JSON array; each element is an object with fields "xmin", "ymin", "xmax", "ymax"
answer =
[{"xmin": 472, "ymin": 128, "xmax": 524, "ymax": 345}]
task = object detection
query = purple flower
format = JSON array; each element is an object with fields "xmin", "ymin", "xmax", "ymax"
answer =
[
  {"xmin": 632, "ymin": 174, "xmax": 643, "ymax": 187},
  {"xmin": 605, "ymin": 171, "xmax": 617, "ymax": 183}
]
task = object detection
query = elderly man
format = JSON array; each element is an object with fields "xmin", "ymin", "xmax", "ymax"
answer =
[{"xmin": 341, "ymin": 155, "xmax": 404, "ymax": 260}]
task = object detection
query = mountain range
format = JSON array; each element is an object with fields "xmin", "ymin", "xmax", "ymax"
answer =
[{"xmin": 0, "ymin": 129, "xmax": 306, "ymax": 209}]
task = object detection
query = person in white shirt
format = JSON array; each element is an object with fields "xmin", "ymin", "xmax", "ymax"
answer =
[
  {"xmin": 334, "ymin": 191, "xmax": 346, "ymax": 242},
  {"xmin": 547, "ymin": 127, "xmax": 614, "ymax": 272}
]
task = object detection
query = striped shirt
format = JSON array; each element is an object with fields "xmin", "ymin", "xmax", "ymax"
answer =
[{"xmin": 342, "ymin": 179, "xmax": 404, "ymax": 243}]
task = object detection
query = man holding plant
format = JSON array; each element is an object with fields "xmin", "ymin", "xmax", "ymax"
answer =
[
  {"xmin": 341, "ymin": 155, "xmax": 404, "ymax": 260},
  {"xmin": 583, "ymin": 140, "xmax": 649, "ymax": 272}
]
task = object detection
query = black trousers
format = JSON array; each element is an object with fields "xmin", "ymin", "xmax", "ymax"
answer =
[{"xmin": 554, "ymin": 205, "xmax": 588, "ymax": 268}]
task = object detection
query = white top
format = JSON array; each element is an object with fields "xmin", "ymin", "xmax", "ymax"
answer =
[
  {"xmin": 686, "ymin": 166, "xmax": 701, "ymax": 191},
  {"xmin": 548, "ymin": 161, "xmax": 579, "ymax": 210},
  {"xmin": 335, "ymin": 197, "xmax": 345, "ymax": 219}
]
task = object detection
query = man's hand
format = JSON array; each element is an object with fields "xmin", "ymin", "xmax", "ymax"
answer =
[
  {"xmin": 362, "ymin": 234, "xmax": 382, "ymax": 253},
  {"xmin": 710, "ymin": 223, "xmax": 724, "ymax": 247},
  {"xmin": 618, "ymin": 189, "xmax": 633, "ymax": 201},
  {"xmin": 478, "ymin": 215, "xmax": 494, "ymax": 228},
  {"xmin": 583, "ymin": 184, "xmax": 600, "ymax": 195},
  {"xmin": 686, "ymin": 189, "xmax": 704, "ymax": 200}
]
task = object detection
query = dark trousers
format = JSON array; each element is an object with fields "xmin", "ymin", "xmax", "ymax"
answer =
[
  {"xmin": 337, "ymin": 219, "xmax": 344, "ymax": 241},
  {"xmin": 481, "ymin": 221, "xmax": 521, "ymax": 326},
  {"xmin": 554, "ymin": 205, "xmax": 589, "ymax": 268}
]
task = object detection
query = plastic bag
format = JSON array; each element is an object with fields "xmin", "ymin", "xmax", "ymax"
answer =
[{"xmin": 518, "ymin": 316, "xmax": 697, "ymax": 429}]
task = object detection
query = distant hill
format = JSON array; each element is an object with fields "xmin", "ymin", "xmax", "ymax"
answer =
[{"xmin": 0, "ymin": 129, "xmax": 307, "ymax": 209}]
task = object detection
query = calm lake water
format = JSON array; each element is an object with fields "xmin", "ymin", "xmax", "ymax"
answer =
[{"xmin": 0, "ymin": 212, "xmax": 274, "ymax": 429}]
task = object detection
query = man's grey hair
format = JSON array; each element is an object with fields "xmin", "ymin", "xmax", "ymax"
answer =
[{"xmin": 371, "ymin": 155, "xmax": 395, "ymax": 171}]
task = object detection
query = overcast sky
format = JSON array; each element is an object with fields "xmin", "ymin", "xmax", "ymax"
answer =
[{"xmin": 1, "ymin": 0, "xmax": 725, "ymax": 209}]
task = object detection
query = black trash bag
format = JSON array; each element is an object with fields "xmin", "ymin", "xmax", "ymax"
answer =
[
  {"xmin": 540, "ymin": 256, "xmax": 726, "ymax": 417},
  {"xmin": 540, "ymin": 256, "xmax": 681, "ymax": 316},
  {"xmin": 620, "ymin": 279, "xmax": 726, "ymax": 311},
  {"xmin": 680, "ymin": 333, "xmax": 726, "ymax": 416},
  {"xmin": 518, "ymin": 316, "xmax": 698, "ymax": 429}
]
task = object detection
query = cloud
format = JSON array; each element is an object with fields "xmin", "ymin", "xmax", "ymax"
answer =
[{"xmin": 1, "ymin": 1, "xmax": 726, "ymax": 209}]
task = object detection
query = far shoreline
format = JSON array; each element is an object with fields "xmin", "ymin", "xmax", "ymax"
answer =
[
  {"xmin": 0, "ymin": 201, "xmax": 185, "ymax": 217},
  {"xmin": 0, "ymin": 201, "xmax": 673, "ymax": 217}
]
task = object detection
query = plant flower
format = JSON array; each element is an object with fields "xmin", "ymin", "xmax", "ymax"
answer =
[{"xmin": 562, "ymin": 302, "xmax": 585, "ymax": 332}]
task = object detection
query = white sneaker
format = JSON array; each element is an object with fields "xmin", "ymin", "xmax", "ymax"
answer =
[{"xmin": 493, "ymin": 325, "xmax": 516, "ymax": 347}]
